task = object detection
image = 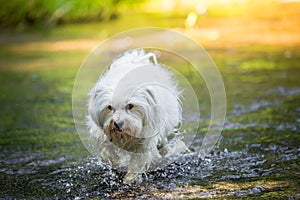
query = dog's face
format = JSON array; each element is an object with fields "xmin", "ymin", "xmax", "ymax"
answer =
[{"xmin": 89, "ymin": 84, "xmax": 160, "ymax": 149}]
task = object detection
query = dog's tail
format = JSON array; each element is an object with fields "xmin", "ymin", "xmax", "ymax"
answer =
[{"xmin": 110, "ymin": 49, "xmax": 158, "ymax": 69}]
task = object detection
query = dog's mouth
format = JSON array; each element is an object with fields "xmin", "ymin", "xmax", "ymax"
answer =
[{"xmin": 114, "ymin": 127, "xmax": 123, "ymax": 133}]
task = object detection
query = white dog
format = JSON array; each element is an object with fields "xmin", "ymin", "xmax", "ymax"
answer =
[{"xmin": 86, "ymin": 49, "xmax": 182, "ymax": 183}]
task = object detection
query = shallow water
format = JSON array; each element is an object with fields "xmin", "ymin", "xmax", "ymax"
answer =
[{"xmin": 1, "ymin": 38, "xmax": 300, "ymax": 199}]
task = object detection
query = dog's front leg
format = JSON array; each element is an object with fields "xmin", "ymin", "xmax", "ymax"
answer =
[{"xmin": 124, "ymin": 152, "xmax": 152, "ymax": 183}]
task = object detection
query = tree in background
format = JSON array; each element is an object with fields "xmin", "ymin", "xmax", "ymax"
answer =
[{"xmin": 0, "ymin": 0, "xmax": 145, "ymax": 28}]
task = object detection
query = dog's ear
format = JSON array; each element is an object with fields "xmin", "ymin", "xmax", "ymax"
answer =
[
  {"xmin": 145, "ymin": 89, "xmax": 157, "ymax": 105},
  {"xmin": 91, "ymin": 87, "xmax": 102, "ymax": 100},
  {"xmin": 88, "ymin": 87, "xmax": 103, "ymax": 127},
  {"xmin": 143, "ymin": 87, "xmax": 166, "ymax": 129}
]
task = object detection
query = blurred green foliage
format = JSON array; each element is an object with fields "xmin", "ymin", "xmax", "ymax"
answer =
[{"xmin": 0, "ymin": 0, "xmax": 144, "ymax": 27}]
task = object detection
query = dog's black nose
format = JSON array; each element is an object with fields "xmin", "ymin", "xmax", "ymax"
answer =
[{"xmin": 114, "ymin": 121, "xmax": 124, "ymax": 129}]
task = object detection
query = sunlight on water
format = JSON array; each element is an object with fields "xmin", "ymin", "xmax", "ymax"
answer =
[{"xmin": 1, "ymin": 1, "xmax": 300, "ymax": 197}]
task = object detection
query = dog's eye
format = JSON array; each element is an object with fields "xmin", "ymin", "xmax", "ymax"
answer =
[
  {"xmin": 126, "ymin": 103, "xmax": 134, "ymax": 110},
  {"xmin": 107, "ymin": 105, "xmax": 113, "ymax": 111}
]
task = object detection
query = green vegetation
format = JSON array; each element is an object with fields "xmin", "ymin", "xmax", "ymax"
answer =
[{"xmin": 0, "ymin": 0, "xmax": 145, "ymax": 28}]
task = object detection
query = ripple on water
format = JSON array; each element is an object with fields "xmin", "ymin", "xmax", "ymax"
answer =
[
  {"xmin": 0, "ymin": 140, "xmax": 299, "ymax": 199},
  {"xmin": 267, "ymin": 86, "xmax": 300, "ymax": 97}
]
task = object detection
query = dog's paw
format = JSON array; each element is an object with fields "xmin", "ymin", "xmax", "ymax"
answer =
[{"xmin": 123, "ymin": 172, "xmax": 142, "ymax": 184}]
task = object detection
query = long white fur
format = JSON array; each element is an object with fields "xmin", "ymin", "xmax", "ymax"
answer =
[{"xmin": 86, "ymin": 49, "xmax": 182, "ymax": 183}]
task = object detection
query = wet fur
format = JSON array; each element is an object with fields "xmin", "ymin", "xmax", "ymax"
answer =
[{"xmin": 86, "ymin": 49, "xmax": 182, "ymax": 183}]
